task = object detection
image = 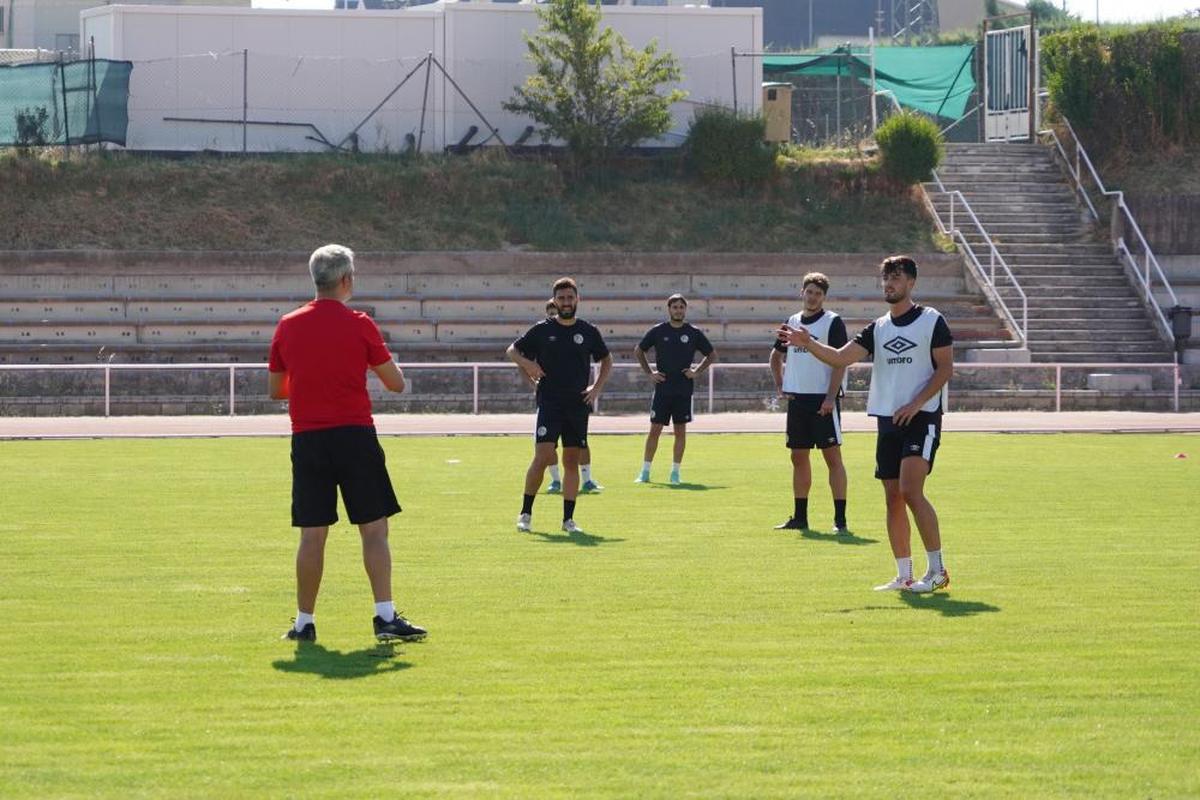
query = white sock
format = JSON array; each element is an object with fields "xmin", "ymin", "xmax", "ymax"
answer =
[
  {"xmin": 896, "ymin": 557, "xmax": 913, "ymax": 580},
  {"xmin": 295, "ymin": 611, "xmax": 314, "ymax": 631},
  {"xmin": 671, "ymin": 462, "xmax": 681, "ymax": 474},
  {"xmin": 548, "ymin": 465, "xmax": 561, "ymax": 482},
  {"xmin": 926, "ymin": 550, "xmax": 944, "ymax": 574},
  {"xmin": 581, "ymin": 465, "xmax": 592, "ymax": 482},
  {"xmin": 642, "ymin": 461, "xmax": 652, "ymax": 473},
  {"xmin": 374, "ymin": 601, "xmax": 395, "ymax": 622}
]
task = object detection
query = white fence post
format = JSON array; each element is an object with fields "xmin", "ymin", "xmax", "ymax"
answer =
[
  {"xmin": 104, "ymin": 364, "xmax": 111, "ymax": 417},
  {"xmin": 472, "ymin": 365, "xmax": 480, "ymax": 415},
  {"xmin": 229, "ymin": 366, "xmax": 236, "ymax": 416},
  {"xmin": 708, "ymin": 365, "xmax": 715, "ymax": 414},
  {"xmin": 1055, "ymin": 365, "xmax": 1062, "ymax": 413}
]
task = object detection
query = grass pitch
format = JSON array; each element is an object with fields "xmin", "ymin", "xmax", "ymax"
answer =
[{"xmin": 1, "ymin": 432, "xmax": 1197, "ymax": 798}]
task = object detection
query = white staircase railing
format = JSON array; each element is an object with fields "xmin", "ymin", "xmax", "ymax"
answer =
[
  {"xmin": 919, "ymin": 178, "xmax": 1029, "ymax": 347},
  {"xmin": 874, "ymin": 90, "xmax": 1028, "ymax": 348},
  {"xmin": 1036, "ymin": 99, "xmax": 1180, "ymax": 348}
]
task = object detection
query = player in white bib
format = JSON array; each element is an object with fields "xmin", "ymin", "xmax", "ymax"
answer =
[
  {"xmin": 777, "ymin": 256, "xmax": 954, "ymax": 593},
  {"xmin": 769, "ymin": 272, "xmax": 849, "ymax": 533}
]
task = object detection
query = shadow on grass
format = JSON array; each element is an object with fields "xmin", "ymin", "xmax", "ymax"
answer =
[
  {"xmin": 272, "ymin": 642, "xmax": 414, "ymax": 679},
  {"xmin": 529, "ymin": 528, "xmax": 626, "ymax": 547},
  {"xmin": 799, "ymin": 528, "xmax": 879, "ymax": 546},
  {"xmin": 644, "ymin": 482, "xmax": 727, "ymax": 492},
  {"xmin": 899, "ymin": 593, "xmax": 1000, "ymax": 617},
  {"xmin": 833, "ymin": 594, "xmax": 1000, "ymax": 618}
]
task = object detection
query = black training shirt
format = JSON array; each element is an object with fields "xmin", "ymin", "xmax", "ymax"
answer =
[
  {"xmin": 637, "ymin": 322, "xmax": 714, "ymax": 390},
  {"xmin": 514, "ymin": 318, "xmax": 610, "ymax": 399}
]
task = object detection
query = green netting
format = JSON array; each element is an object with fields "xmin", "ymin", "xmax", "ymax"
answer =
[
  {"xmin": 763, "ymin": 45, "xmax": 976, "ymax": 121},
  {"xmin": 0, "ymin": 59, "xmax": 131, "ymax": 146}
]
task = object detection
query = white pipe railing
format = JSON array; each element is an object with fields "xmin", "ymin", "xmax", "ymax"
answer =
[
  {"xmin": 1036, "ymin": 95, "xmax": 1180, "ymax": 347},
  {"xmin": 0, "ymin": 360, "xmax": 1184, "ymax": 415},
  {"xmin": 873, "ymin": 89, "xmax": 1028, "ymax": 347}
]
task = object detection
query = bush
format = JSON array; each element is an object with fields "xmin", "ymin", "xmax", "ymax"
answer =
[
  {"xmin": 874, "ymin": 111, "xmax": 943, "ymax": 185},
  {"xmin": 685, "ymin": 107, "xmax": 776, "ymax": 190},
  {"xmin": 1042, "ymin": 21, "xmax": 1200, "ymax": 158}
]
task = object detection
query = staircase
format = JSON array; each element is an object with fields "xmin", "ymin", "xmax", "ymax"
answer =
[{"xmin": 925, "ymin": 143, "xmax": 1174, "ymax": 363}]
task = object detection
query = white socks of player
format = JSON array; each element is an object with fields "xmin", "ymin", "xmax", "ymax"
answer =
[
  {"xmin": 294, "ymin": 611, "xmax": 314, "ymax": 631},
  {"xmin": 926, "ymin": 549, "xmax": 944, "ymax": 574},
  {"xmin": 548, "ymin": 465, "xmax": 562, "ymax": 482},
  {"xmin": 896, "ymin": 557, "xmax": 913, "ymax": 581},
  {"xmin": 375, "ymin": 601, "xmax": 395, "ymax": 622},
  {"xmin": 581, "ymin": 465, "xmax": 592, "ymax": 483},
  {"xmin": 642, "ymin": 461, "xmax": 652, "ymax": 473}
]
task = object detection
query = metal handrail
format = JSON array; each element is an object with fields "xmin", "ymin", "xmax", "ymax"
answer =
[
  {"xmin": 873, "ymin": 89, "xmax": 1028, "ymax": 347},
  {"xmin": 0, "ymin": 359, "xmax": 1185, "ymax": 415},
  {"xmin": 1035, "ymin": 95, "xmax": 1180, "ymax": 346}
]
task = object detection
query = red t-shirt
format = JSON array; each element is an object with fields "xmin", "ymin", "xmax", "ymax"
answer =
[{"xmin": 268, "ymin": 299, "xmax": 392, "ymax": 433}]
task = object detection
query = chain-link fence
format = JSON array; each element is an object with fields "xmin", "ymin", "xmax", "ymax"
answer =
[
  {"xmin": 119, "ymin": 47, "xmax": 743, "ymax": 153},
  {"xmin": 0, "ymin": 54, "xmax": 131, "ymax": 146}
]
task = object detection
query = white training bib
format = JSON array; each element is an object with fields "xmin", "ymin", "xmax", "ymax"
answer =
[
  {"xmin": 866, "ymin": 306, "xmax": 946, "ymax": 416},
  {"xmin": 782, "ymin": 311, "xmax": 847, "ymax": 395}
]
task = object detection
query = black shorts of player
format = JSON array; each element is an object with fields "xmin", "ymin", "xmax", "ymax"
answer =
[
  {"xmin": 874, "ymin": 411, "xmax": 943, "ymax": 480},
  {"xmin": 290, "ymin": 425, "xmax": 401, "ymax": 528},
  {"xmin": 535, "ymin": 393, "xmax": 591, "ymax": 448},
  {"xmin": 650, "ymin": 386, "xmax": 694, "ymax": 425},
  {"xmin": 786, "ymin": 395, "xmax": 843, "ymax": 450}
]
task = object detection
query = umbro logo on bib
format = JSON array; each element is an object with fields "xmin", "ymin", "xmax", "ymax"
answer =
[
  {"xmin": 883, "ymin": 336, "xmax": 917, "ymax": 355},
  {"xmin": 883, "ymin": 336, "xmax": 917, "ymax": 365}
]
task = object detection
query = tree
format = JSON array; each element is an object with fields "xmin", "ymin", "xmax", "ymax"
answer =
[{"xmin": 504, "ymin": 0, "xmax": 686, "ymax": 168}]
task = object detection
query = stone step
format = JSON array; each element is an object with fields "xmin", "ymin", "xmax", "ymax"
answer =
[
  {"xmin": 931, "ymin": 183, "xmax": 1074, "ymax": 195},
  {"xmin": 1026, "ymin": 320, "xmax": 1158, "ymax": 333},
  {"xmin": 964, "ymin": 242, "xmax": 1113, "ymax": 255},
  {"xmin": 928, "ymin": 205, "xmax": 1082, "ymax": 221},
  {"xmin": 955, "ymin": 222, "xmax": 1088, "ymax": 235},
  {"xmin": 1026, "ymin": 330, "xmax": 1161, "ymax": 343},
  {"xmin": 1029, "ymin": 351, "xmax": 1173, "ymax": 363},
  {"xmin": 1018, "ymin": 299, "xmax": 1145, "ymax": 310}
]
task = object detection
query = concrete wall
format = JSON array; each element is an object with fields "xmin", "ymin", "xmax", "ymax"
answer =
[
  {"xmin": 6, "ymin": 0, "xmax": 248, "ymax": 51},
  {"xmin": 1127, "ymin": 194, "xmax": 1200, "ymax": 256},
  {"xmin": 82, "ymin": 2, "xmax": 762, "ymax": 152}
]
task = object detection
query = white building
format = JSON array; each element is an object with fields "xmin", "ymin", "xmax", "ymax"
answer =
[
  {"xmin": 82, "ymin": 1, "xmax": 762, "ymax": 152},
  {"xmin": 2, "ymin": 0, "xmax": 249, "ymax": 51}
]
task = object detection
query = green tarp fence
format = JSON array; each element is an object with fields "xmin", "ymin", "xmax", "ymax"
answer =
[
  {"xmin": 763, "ymin": 45, "xmax": 976, "ymax": 121},
  {"xmin": 0, "ymin": 59, "xmax": 131, "ymax": 146}
]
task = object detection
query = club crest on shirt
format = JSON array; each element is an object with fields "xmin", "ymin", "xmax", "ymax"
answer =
[
  {"xmin": 537, "ymin": 425, "xmax": 548, "ymax": 437},
  {"xmin": 573, "ymin": 333, "xmax": 584, "ymax": 344},
  {"xmin": 680, "ymin": 334, "xmax": 689, "ymax": 343}
]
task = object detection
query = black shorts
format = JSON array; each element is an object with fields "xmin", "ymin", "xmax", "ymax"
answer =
[
  {"xmin": 290, "ymin": 425, "xmax": 401, "ymax": 528},
  {"xmin": 650, "ymin": 386, "xmax": 694, "ymax": 425},
  {"xmin": 874, "ymin": 411, "xmax": 942, "ymax": 480},
  {"xmin": 786, "ymin": 395, "xmax": 842, "ymax": 450},
  {"xmin": 535, "ymin": 394, "xmax": 590, "ymax": 448}
]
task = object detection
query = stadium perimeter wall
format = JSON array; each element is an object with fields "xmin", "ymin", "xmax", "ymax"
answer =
[{"xmin": 80, "ymin": 3, "xmax": 762, "ymax": 153}]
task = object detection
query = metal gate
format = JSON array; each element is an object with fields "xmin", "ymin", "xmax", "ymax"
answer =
[{"xmin": 983, "ymin": 22, "xmax": 1037, "ymax": 141}]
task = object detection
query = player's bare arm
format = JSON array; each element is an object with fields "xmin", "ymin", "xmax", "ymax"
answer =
[
  {"xmin": 893, "ymin": 344, "xmax": 954, "ymax": 425},
  {"xmin": 768, "ymin": 346, "xmax": 786, "ymax": 395},
  {"xmin": 506, "ymin": 343, "xmax": 545, "ymax": 382},
  {"xmin": 371, "ymin": 359, "xmax": 406, "ymax": 394},
  {"xmin": 634, "ymin": 345, "xmax": 667, "ymax": 383},
  {"xmin": 776, "ymin": 324, "xmax": 867, "ymax": 368},
  {"xmin": 582, "ymin": 354, "xmax": 614, "ymax": 404},
  {"xmin": 268, "ymin": 370, "xmax": 289, "ymax": 400},
  {"xmin": 819, "ymin": 364, "xmax": 845, "ymax": 417},
  {"xmin": 683, "ymin": 349, "xmax": 716, "ymax": 380}
]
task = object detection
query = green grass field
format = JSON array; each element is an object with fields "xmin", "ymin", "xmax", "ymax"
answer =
[{"xmin": 2, "ymin": 432, "xmax": 1197, "ymax": 798}]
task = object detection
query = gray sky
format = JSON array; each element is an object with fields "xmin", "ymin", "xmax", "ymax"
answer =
[
  {"xmin": 252, "ymin": 0, "xmax": 1198, "ymax": 24},
  {"xmin": 1060, "ymin": 0, "xmax": 1196, "ymax": 22}
]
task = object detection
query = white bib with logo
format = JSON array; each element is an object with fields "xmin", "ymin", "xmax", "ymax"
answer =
[
  {"xmin": 782, "ymin": 311, "xmax": 846, "ymax": 395},
  {"xmin": 866, "ymin": 306, "xmax": 946, "ymax": 416}
]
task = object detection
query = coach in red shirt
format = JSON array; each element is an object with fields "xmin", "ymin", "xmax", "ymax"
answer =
[{"xmin": 269, "ymin": 244, "xmax": 426, "ymax": 644}]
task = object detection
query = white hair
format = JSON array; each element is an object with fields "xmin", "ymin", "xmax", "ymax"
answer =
[{"xmin": 308, "ymin": 244, "xmax": 355, "ymax": 289}]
